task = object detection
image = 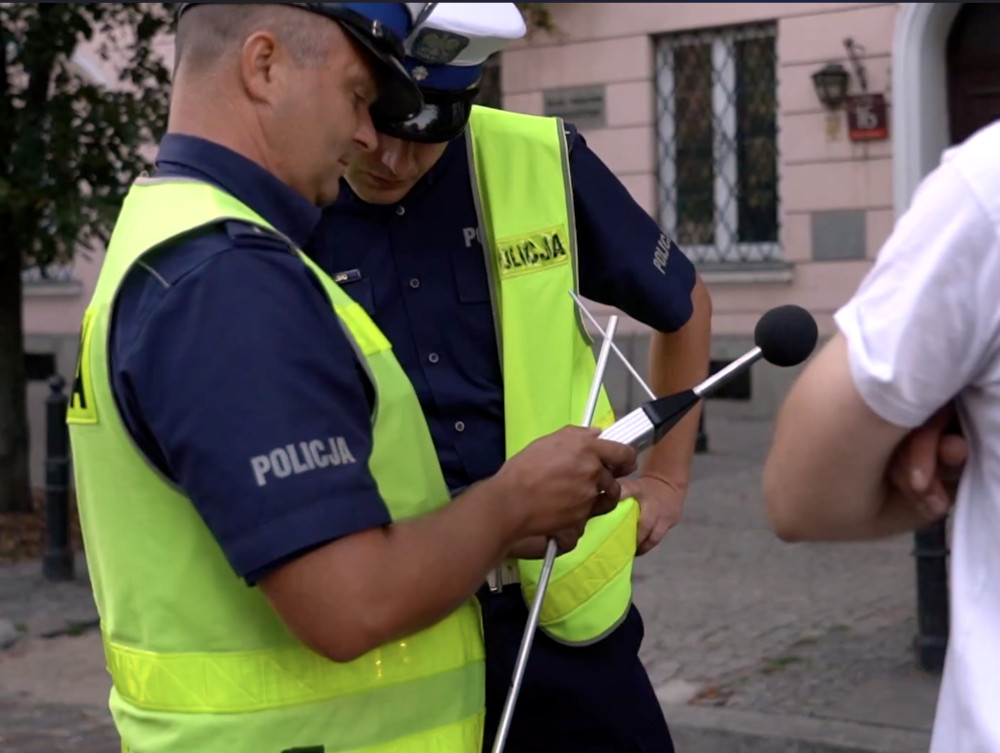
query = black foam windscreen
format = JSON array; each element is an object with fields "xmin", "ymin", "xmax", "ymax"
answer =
[{"xmin": 753, "ymin": 305, "xmax": 818, "ymax": 367}]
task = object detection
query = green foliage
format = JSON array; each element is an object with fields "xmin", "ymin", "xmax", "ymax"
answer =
[
  {"xmin": 0, "ymin": 3, "xmax": 172, "ymax": 512},
  {"xmin": 516, "ymin": 3, "xmax": 557, "ymax": 34},
  {"xmin": 0, "ymin": 3, "xmax": 174, "ymax": 273},
  {"xmin": 0, "ymin": 4, "xmax": 554, "ymax": 271}
]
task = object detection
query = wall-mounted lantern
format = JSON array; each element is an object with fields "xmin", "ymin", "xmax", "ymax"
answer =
[
  {"xmin": 811, "ymin": 62, "xmax": 850, "ymax": 109},
  {"xmin": 812, "ymin": 38, "xmax": 887, "ymax": 142}
]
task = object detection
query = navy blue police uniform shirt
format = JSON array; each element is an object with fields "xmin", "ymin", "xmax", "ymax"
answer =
[
  {"xmin": 109, "ymin": 134, "xmax": 392, "ymax": 585},
  {"xmin": 313, "ymin": 126, "xmax": 696, "ymax": 494}
]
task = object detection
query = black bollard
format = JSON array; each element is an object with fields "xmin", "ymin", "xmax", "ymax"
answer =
[
  {"xmin": 43, "ymin": 374, "xmax": 74, "ymax": 582},
  {"xmin": 695, "ymin": 406, "xmax": 708, "ymax": 454},
  {"xmin": 912, "ymin": 518, "xmax": 949, "ymax": 673}
]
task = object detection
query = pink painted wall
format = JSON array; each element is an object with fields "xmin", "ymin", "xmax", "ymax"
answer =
[
  {"xmin": 21, "ymin": 255, "xmax": 99, "ymax": 335},
  {"xmin": 503, "ymin": 2, "xmax": 901, "ymax": 338},
  {"xmin": 23, "ymin": 4, "xmax": 902, "ymax": 342}
]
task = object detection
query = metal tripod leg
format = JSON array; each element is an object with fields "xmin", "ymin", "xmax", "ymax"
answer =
[
  {"xmin": 490, "ymin": 314, "xmax": 620, "ymax": 753},
  {"xmin": 569, "ymin": 290, "xmax": 656, "ymax": 402}
]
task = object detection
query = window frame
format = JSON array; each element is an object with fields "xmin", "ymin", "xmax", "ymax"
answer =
[{"xmin": 655, "ymin": 23, "xmax": 782, "ymax": 265}]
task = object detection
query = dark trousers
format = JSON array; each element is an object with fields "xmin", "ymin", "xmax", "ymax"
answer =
[{"xmin": 478, "ymin": 585, "xmax": 675, "ymax": 753}]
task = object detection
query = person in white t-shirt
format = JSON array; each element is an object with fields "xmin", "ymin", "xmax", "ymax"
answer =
[{"xmin": 762, "ymin": 118, "xmax": 1000, "ymax": 751}]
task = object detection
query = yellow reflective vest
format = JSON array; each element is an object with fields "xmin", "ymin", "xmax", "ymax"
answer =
[
  {"xmin": 466, "ymin": 106, "xmax": 640, "ymax": 645},
  {"xmin": 67, "ymin": 178, "xmax": 484, "ymax": 753}
]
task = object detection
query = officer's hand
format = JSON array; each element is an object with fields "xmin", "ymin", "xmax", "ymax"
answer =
[
  {"xmin": 619, "ymin": 474, "xmax": 686, "ymax": 555},
  {"xmin": 493, "ymin": 426, "xmax": 637, "ymax": 542},
  {"xmin": 507, "ymin": 525, "xmax": 587, "ymax": 559},
  {"xmin": 886, "ymin": 402, "xmax": 968, "ymax": 522}
]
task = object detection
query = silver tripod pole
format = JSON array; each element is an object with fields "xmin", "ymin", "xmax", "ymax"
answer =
[
  {"xmin": 490, "ymin": 314, "xmax": 620, "ymax": 753},
  {"xmin": 569, "ymin": 291, "xmax": 656, "ymax": 402}
]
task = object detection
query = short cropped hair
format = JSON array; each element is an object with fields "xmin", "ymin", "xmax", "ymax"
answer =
[{"xmin": 175, "ymin": 3, "xmax": 337, "ymax": 73}]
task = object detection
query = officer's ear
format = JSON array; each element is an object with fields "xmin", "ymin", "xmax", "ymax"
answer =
[{"xmin": 240, "ymin": 29, "xmax": 289, "ymax": 105}]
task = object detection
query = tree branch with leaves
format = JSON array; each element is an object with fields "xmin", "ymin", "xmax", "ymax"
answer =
[
  {"xmin": 0, "ymin": 1, "xmax": 555, "ymax": 513},
  {"xmin": 0, "ymin": 3, "xmax": 173, "ymax": 512}
]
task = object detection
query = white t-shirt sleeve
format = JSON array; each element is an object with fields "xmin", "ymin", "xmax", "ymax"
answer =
[{"xmin": 834, "ymin": 155, "xmax": 1000, "ymax": 429}]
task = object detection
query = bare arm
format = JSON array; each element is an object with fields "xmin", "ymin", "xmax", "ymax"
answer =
[
  {"xmin": 617, "ymin": 274, "xmax": 712, "ymax": 553},
  {"xmin": 764, "ymin": 140, "xmax": 1000, "ymax": 542},
  {"xmin": 260, "ymin": 426, "xmax": 637, "ymax": 662},
  {"xmin": 643, "ymin": 274, "xmax": 712, "ymax": 488},
  {"xmin": 762, "ymin": 332, "xmax": 929, "ymax": 542}
]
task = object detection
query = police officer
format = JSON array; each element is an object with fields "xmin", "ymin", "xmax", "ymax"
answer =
[
  {"xmin": 66, "ymin": 5, "xmax": 638, "ymax": 753},
  {"xmin": 312, "ymin": 5, "xmax": 713, "ymax": 752}
]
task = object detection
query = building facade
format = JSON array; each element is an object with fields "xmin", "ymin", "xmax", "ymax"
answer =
[
  {"xmin": 20, "ymin": 3, "xmax": 1000, "ymax": 485},
  {"xmin": 500, "ymin": 1, "xmax": 1000, "ymax": 415}
]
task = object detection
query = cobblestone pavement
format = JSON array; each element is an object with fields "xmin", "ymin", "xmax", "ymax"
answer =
[
  {"xmin": 0, "ymin": 554, "xmax": 98, "ymax": 642},
  {"xmin": 0, "ymin": 698, "xmax": 118, "ymax": 753},
  {"xmin": 0, "ymin": 415, "xmax": 942, "ymax": 751},
  {"xmin": 0, "ymin": 554, "xmax": 116, "ymax": 752},
  {"xmin": 633, "ymin": 414, "xmax": 940, "ymax": 736}
]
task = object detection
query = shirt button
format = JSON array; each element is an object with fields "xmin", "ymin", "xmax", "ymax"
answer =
[
  {"xmin": 396, "ymin": 206, "xmax": 406, "ymax": 216},
  {"xmin": 455, "ymin": 421, "xmax": 466, "ymax": 433},
  {"xmin": 428, "ymin": 353, "xmax": 440, "ymax": 364},
  {"xmin": 409, "ymin": 278, "xmax": 420, "ymax": 289}
]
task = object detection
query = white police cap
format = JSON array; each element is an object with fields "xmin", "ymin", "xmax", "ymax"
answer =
[
  {"xmin": 371, "ymin": 3, "xmax": 526, "ymax": 143},
  {"xmin": 402, "ymin": 3, "xmax": 526, "ymax": 89}
]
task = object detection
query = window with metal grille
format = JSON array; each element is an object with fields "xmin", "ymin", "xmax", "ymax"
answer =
[
  {"xmin": 655, "ymin": 24, "xmax": 780, "ymax": 265},
  {"xmin": 475, "ymin": 55, "xmax": 503, "ymax": 110}
]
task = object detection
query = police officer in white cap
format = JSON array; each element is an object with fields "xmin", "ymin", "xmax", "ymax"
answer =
[{"xmin": 314, "ymin": 4, "xmax": 714, "ymax": 752}]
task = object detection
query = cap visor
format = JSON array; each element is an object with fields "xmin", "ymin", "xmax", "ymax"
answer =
[
  {"xmin": 338, "ymin": 24, "xmax": 423, "ymax": 122},
  {"xmin": 374, "ymin": 90, "xmax": 476, "ymax": 144}
]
